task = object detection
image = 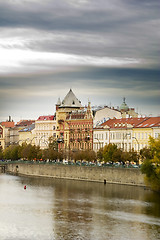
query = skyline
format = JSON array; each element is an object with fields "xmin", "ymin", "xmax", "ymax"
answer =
[{"xmin": 0, "ymin": 0, "xmax": 160, "ymax": 122}]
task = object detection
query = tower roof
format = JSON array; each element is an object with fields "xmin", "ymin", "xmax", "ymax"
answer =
[
  {"xmin": 60, "ymin": 89, "xmax": 82, "ymax": 108},
  {"xmin": 120, "ymin": 97, "xmax": 129, "ymax": 111}
]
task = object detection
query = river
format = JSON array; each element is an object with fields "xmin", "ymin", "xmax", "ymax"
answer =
[{"xmin": 0, "ymin": 173, "xmax": 160, "ymax": 240}]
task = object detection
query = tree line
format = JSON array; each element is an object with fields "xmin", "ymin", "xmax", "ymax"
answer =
[
  {"xmin": 0, "ymin": 136, "xmax": 139, "ymax": 163},
  {"xmin": 0, "ymin": 136, "xmax": 159, "ymax": 192}
]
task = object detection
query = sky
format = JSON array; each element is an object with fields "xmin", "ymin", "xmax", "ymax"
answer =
[{"xmin": 0, "ymin": 0, "xmax": 160, "ymax": 122}]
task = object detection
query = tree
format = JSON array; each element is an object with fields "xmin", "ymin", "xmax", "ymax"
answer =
[
  {"xmin": 20, "ymin": 143, "xmax": 42, "ymax": 160},
  {"xmin": 112, "ymin": 148, "xmax": 123, "ymax": 163},
  {"xmin": 103, "ymin": 143, "xmax": 119, "ymax": 163},
  {"xmin": 97, "ymin": 147, "xmax": 103, "ymax": 161},
  {"xmin": 140, "ymin": 147, "xmax": 153, "ymax": 161},
  {"xmin": 10, "ymin": 145, "xmax": 19, "ymax": 160},
  {"xmin": 3, "ymin": 146, "xmax": 12, "ymax": 160},
  {"xmin": 47, "ymin": 148, "xmax": 59, "ymax": 161},
  {"xmin": 141, "ymin": 136, "xmax": 160, "ymax": 192},
  {"xmin": 0, "ymin": 147, "xmax": 3, "ymax": 159},
  {"xmin": 48, "ymin": 136, "xmax": 58, "ymax": 151}
]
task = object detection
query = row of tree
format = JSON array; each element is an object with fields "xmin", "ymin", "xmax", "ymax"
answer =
[
  {"xmin": 0, "ymin": 138, "xmax": 138, "ymax": 163},
  {"xmin": 0, "ymin": 136, "xmax": 159, "ymax": 192},
  {"xmin": 97, "ymin": 143, "xmax": 139, "ymax": 164}
]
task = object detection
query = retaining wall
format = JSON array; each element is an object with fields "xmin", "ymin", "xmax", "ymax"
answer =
[{"xmin": 6, "ymin": 163, "xmax": 145, "ymax": 187}]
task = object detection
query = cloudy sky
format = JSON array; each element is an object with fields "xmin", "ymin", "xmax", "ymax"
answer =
[{"xmin": 0, "ymin": 0, "xmax": 160, "ymax": 122}]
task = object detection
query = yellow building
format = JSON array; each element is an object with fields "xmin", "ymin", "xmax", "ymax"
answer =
[
  {"xmin": 93, "ymin": 117, "xmax": 160, "ymax": 152},
  {"xmin": 132, "ymin": 117, "xmax": 160, "ymax": 151},
  {"xmin": 19, "ymin": 123, "xmax": 35, "ymax": 145}
]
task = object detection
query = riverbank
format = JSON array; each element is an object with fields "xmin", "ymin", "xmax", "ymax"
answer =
[{"xmin": 6, "ymin": 163, "xmax": 145, "ymax": 187}]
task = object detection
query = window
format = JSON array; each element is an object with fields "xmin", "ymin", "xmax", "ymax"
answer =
[
  {"xmin": 53, "ymin": 126, "xmax": 55, "ymax": 130},
  {"xmin": 113, "ymin": 133, "xmax": 115, "ymax": 140},
  {"xmin": 106, "ymin": 133, "xmax": 108, "ymax": 140},
  {"xmin": 155, "ymin": 133, "xmax": 159, "ymax": 139},
  {"xmin": 0, "ymin": 141, "xmax": 1, "ymax": 146},
  {"xmin": 145, "ymin": 133, "xmax": 148, "ymax": 139}
]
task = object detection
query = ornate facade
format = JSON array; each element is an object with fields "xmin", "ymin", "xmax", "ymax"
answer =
[{"xmin": 56, "ymin": 89, "xmax": 93, "ymax": 152}]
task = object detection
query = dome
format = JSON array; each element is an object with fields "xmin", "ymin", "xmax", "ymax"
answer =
[{"xmin": 120, "ymin": 97, "xmax": 129, "ymax": 111}]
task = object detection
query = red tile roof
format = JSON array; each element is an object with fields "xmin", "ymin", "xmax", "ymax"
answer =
[
  {"xmin": 100, "ymin": 117, "xmax": 149, "ymax": 129},
  {"xmin": 1, "ymin": 121, "xmax": 15, "ymax": 128},
  {"xmin": 16, "ymin": 120, "xmax": 35, "ymax": 126},
  {"xmin": 135, "ymin": 117, "xmax": 160, "ymax": 128},
  {"xmin": 37, "ymin": 115, "xmax": 54, "ymax": 121}
]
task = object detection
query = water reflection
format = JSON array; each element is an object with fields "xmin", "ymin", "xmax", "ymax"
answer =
[{"xmin": 0, "ymin": 173, "xmax": 160, "ymax": 240}]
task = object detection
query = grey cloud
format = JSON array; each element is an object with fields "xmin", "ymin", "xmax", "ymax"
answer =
[
  {"xmin": 0, "ymin": 0, "xmax": 159, "ymax": 119},
  {"xmin": 0, "ymin": 0, "xmax": 159, "ymax": 32},
  {"xmin": 1, "ymin": 66, "xmax": 159, "ymax": 93},
  {"xmin": 0, "ymin": 0, "xmax": 159, "ymax": 66}
]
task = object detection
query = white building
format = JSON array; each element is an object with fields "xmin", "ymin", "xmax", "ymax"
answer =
[
  {"xmin": 33, "ymin": 115, "xmax": 56, "ymax": 149},
  {"xmin": 93, "ymin": 117, "xmax": 150, "ymax": 152}
]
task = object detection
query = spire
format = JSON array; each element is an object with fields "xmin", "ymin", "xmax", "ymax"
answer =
[
  {"xmin": 56, "ymin": 97, "xmax": 61, "ymax": 111},
  {"xmin": 85, "ymin": 100, "xmax": 93, "ymax": 119},
  {"xmin": 57, "ymin": 97, "xmax": 61, "ymax": 106}
]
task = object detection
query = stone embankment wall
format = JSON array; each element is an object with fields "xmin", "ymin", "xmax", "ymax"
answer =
[{"xmin": 6, "ymin": 163, "xmax": 145, "ymax": 186}]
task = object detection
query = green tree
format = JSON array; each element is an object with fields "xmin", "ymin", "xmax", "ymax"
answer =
[
  {"xmin": 20, "ymin": 143, "xmax": 41, "ymax": 160},
  {"xmin": 121, "ymin": 149, "xmax": 139, "ymax": 164},
  {"xmin": 3, "ymin": 146, "xmax": 12, "ymax": 160},
  {"xmin": 112, "ymin": 148, "xmax": 123, "ymax": 163},
  {"xmin": 141, "ymin": 136, "xmax": 160, "ymax": 192},
  {"xmin": 97, "ymin": 147, "xmax": 103, "ymax": 161},
  {"xmin": 10, "ymin": 145, "xmax": 19, "ymax": 160},
  {"xmin": 103, "ymin": 143, "xmax": 118, "ymax": 163}
]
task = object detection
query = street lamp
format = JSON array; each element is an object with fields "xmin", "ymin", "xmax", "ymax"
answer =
[
  {"xmin": 94, "ymin": 137, "xmax": 101, "ymax": 151},
  {"xmin": 132, "ymin": 137, "xmax": 139, "ymax": 151},
  {"xmin": 122, "ymin": 133, "xmax": 131, "ymax": 151}
]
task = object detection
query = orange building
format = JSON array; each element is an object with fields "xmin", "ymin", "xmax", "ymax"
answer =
[
  {"xmin": 56, "ymin": 89, "xmax": 93, "ymax": 152},
  {"xmin": 66, "ymin": 102, "xmax": 93, "ymax": 151}
]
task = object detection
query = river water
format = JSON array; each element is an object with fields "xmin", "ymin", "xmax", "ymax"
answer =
[{"xmin": 0, "ymin": 174, "xmax": 160, "ymax": 240}]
